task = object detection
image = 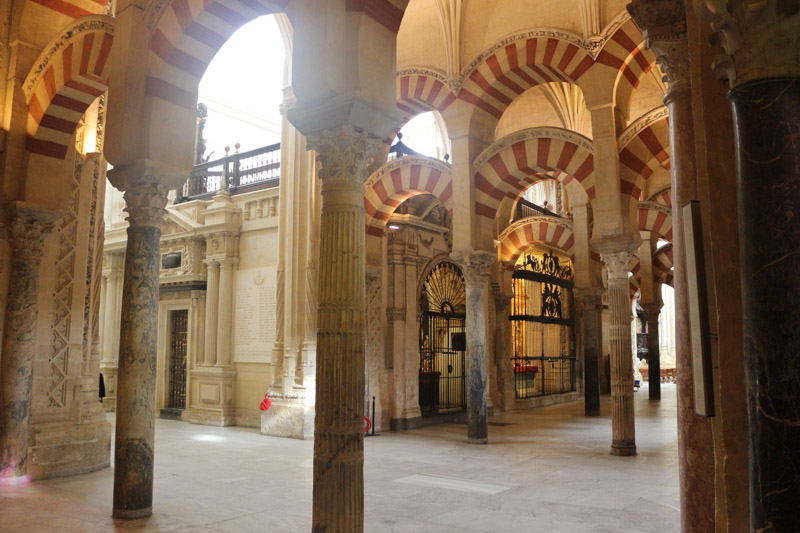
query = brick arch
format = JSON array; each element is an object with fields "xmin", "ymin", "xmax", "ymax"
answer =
[
  {"xmin": 648, "ymin": 186, "xmax": 672, "ymax": 208},
  {"xmin": 473, "ymin": 127, "xmax": 594, "ymax": 220},
  {"xmin": 619, "ymin": 114, "xmax": 670, "ymax": 202},
  {"xmin": 146, "ymin": 0, "xmax": 289, "ymax": 111},
  {"xmin": 498, "ymin": 216, "xmax": 575, "ymax": 267},
  {"xmin": 364, "ymin": 156, "xmax": 453, "ymax": 237},
  {"xmin": 599, "ymin": 18, "xmax": 656, "ymax": 113},
  {"xmin": 396, "ymin": 70, "xmax": 458, "ymax": 118},
  {"xmin": 638, "ymin": 201, "xmax": 673, "ymax": 242},
  {"xmin": 25, "ymin": 16, "xmax": 114, "ymax": 159},
  {"xmin": 630, "ymin": 243, "xmax": 674, "ymax": 299}
]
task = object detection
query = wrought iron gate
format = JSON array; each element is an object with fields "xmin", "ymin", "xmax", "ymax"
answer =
[
  {"xmin": 168, "ymin": 310, "xmax": 188, "ymax": 409},
  {"xmin": 419, "ymin": 262, "xmax": 467, "ymax": 414},
  {"xmin": 510, "ymin": 251, "xmax": 576, "ymax": 399}
]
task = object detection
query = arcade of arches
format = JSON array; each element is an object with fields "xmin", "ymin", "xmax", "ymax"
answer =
[{"xmin": 0, "ymin": 0, "xmax": 798, "ymax": 531}]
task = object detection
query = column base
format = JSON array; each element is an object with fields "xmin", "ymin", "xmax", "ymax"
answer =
[
  {"xmin": 187, "ymin": 367, "xmax": 236, "ymax": 427},
  {"xmin": 27, "ymin": 418, "xmax": 111, "ymax": 481},
  {"xmin": 611, "ymin": 441, "xmax": 637, "ymax": 456},
  {"xmin": 113, "ymin": 507, "xmax": 152, "ymax": 520},
  {"xmin": 467, "ymin": 437, "xmax": 489, "ymax": 445},
  {"xmin": 260, "ymin": 393, "xmax": 315, "ymax": 440}
]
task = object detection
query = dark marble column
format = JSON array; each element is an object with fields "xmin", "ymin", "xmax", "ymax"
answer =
[
  {"xmin": 729, "ymin": 76, "xmax": 800, "ymax": 531},
  {"xmin": 451, "ymin": 251, "xmax": 496, "ymax": 444},
  {"xmin": 0, "ymin": 212, "xmax": 57, "ymax": 482},
  {"xmin": 642, "ymin": 303, "xmax": 662, "ymax": 401},
  {"xmin": 575, "ymin": 288, "xmax": 604, "ymax": 417},
  {"xmin": 307, "ymin": 126, "xmax": 381, "ymax": 533},
  {"xmin": 112, "ymin": 182, "xmax": 167, "ymax": 519}
]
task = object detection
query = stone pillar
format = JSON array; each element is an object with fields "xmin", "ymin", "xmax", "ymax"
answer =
[
  {"xmin": 575, "ymin": 288, "xmax": 604, "ymax": 417},
  {"xmin": 307, "ymin": 125, "xmax": 381, "ymax": 533},
  {"xmin": 215, "ymin": 258, "xmax": 235, "ymax": 367},
  {"xmin": 450, "ymin": 250, "xmax": 495, "ymax": 444},
  {"xmin": 642, "ymin": 303, "xmax": 662, "ymax": 401},
  {"xmin": 493, "ymin": 291, "xmax": 516, "ymax": 412},
  {"xmin": 203, "ymin": 259, "xmax": 219, "ymax": 366},
  {"xmin": 628, "ymin": 2, "xmax": 716, "ymax": 527},
  {"xmin": 112, "ymin": 182, "xmax": 168, "ymax": 519},
  {"xmin": 695, "ymin": 3, "xmax": 800, "ymax": 527},
  {"xmin": 0, "ymin": 211, "xmax": 57, "ymax": 481},
  {"xmin": 599, "ymin": 249, "xmax": 636, "ymax": 455},
  {"xmin": 101, "ymin": 253, "xmax": 124, "ymax": 411}
]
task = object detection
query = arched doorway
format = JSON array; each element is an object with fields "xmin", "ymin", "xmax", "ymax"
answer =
[
  {"xmin": 511, "ymin": 250, "xmax": 576, "ymax": 398},
  {"xmin": 419, "ymin": 262, "xmax": 467, "ymax": 415}
]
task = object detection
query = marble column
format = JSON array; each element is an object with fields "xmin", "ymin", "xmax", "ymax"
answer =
[
  {"xmin": 575, "ymin": 288, "xmax": 604, "ymax": 417},
  {"xmin": 730, "ymin": 76, "xmax": 800, "ymax": 532},
  {"xmin": 203, "ymin": 259, "xmax": 219, "ymax": 366},
  {"xmin": 493, "ymin": 292, "xmax": 516, "ymax": 412},
  {"xmin": 112, "ymin": 182, "xmax": 168, "ymax": 519},
  {"xmin": 0, "ymin": 212, "xmax": 57, "ymax": 482},
  {"xmin": 307, "ymin": 125, "xmax": 381, "ymax": 533},
  {"xmin": 451, "ymin": 250, "xmax": 495, "ymax": 444},
  {"xmin": 628, "ymin": 2, "xmax": 716, "ymax": 527},
  {"xmin": 599, "ymin": 250, "xmax": 636, "ymax": 456},
  {"xmin": 642, "ymin": 303, "xmax": 662, "ymax": 401}
]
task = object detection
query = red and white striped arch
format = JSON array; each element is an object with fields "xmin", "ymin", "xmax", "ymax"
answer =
[
  {"xmin": 473, "ymin": 128, "xmax": 594, "ymax": 220},
  {"xmin": 25, "ymin": 16, "xmax": 114, "ymax": 159},
  {"xmin": 396, "ymin": 71, "xmax": 457, "ymax": 118},
  {"xmin": 653, "ymin": 244, "xmax": 674, "ymax": 287},
  {"xmin": 498, "ymin": 216, "xmax": 575, "ymax": 267},
  {"xmin": 648, "ymin": 187, "xmax": 672, "ymax": 208},
  {"xmin": 365, "ymin": 156, "xmax": 453, "ymax": 237},
  {"xmin": 27, "ymin": 0, "xmax": 109, "ymax": 20},
  {"xmin": 597, "ymin": 18, "xmax": 656, "ymax": 111},
  {"xmin": 457, "ymin": 34, "xmax": 595, "ymax": 119},
  {"xmin": 619, "ymin": 114, "xmax": 670, "ymax": 201},
  {"xmin": 146, "ymin": 0, "xmax": 288, "ymax": 111},
  {"xmin": 638, "ymin": 201, "xmax": 673, "ymax": 242}
]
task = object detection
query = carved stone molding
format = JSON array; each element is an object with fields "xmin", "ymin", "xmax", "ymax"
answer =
[
  {"xmin": 601, "ymin": 251, "xmax": 634, "ymax": 281},
  {"xmin": 122, "ymin": 182, "xmax": 169, "ymax": 229},
  {"xmin": 365, "ymin": 155, "xmax": 452, "ymax": 190},
  {"xmin": 696, "ymin": 0, "xmax": 800, "ymax": 87},
  {"xmin": 386, "ymin": 308, "xmax": 406, "ymax": 322},
  {"xmin": 7, "ymin": 217, "xmax": 56, "ymax": 262},
  {"xmin": 308, "ymin": 126, "xmax": 383, "ymax": 184},
  {"xmin": 279, "ymin": 87, "xmax": 297, "ymax": 116},
  {"xmin": 628, "ymin": 0, "xmax": 691, "ymax": 89},
  {"xmin": 617, "ymin": 105, "xmax": 670, "ymax": 149},
  {"xmin": 574, "ymin": 287, "xmax": 606, "ymax": 307},
  {"xmin": 450, "ymin": 250, "xmax": 496, "ymax": 287}
]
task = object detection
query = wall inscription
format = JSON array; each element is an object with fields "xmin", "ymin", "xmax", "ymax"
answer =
[{"xmin": 234, "ymin": 266, "xmax": 277, "ymax": 363}]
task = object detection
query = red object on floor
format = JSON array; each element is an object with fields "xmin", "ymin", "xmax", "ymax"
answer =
[
  {"xmin": 364, "ymin": 416, "xmax": 372, "ymax": 433},
  {"xmin": 260, "ymin": 394, "xmax": 272, "ymax": 411}
]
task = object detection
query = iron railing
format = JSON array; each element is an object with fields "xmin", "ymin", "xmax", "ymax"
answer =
[
  {"xmin": 514, "ymin": 198, "xmax": 560, "ymax": 221},
  {"xmin": 179, "ymin": 142, "xmax": 280, "ymax": 201}
]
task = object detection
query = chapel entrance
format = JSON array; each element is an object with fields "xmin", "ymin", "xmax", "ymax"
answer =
[
  {"xmin": 419, "ymin": 262, "xmax": 467, "ymax": 415},
  {"xmin": 510, "ymin": 250, "xmax": 576, "ymax": 399},
  {"xmin": 167, "ymin": 310, "xmax": 189, "ymax": 410}
]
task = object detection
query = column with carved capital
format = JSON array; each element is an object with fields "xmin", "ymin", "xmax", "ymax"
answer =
[
  {"xmin": 111, "ymin": 182, "xmax": 167, "ymax": 519},
  {"xmin": 306, "ymin": 125, "xmax": 381, "ymax": 532},
  {"xmin": 450, "ymin": 250, "xmax": 495, "ymax": 444},
  {"xmin": 600, "ymin": 250, "xmax": 636, "ymax": 455},
  {"xmin": 695, "ymin": 2, "xmax": 800, "ymax": 528},
  {"xmin": 575, "ymin": 287, "xmax": 604, "ymax": 417},
  {"xmin": 641, "ymin": 302, "xmax": 662, "ymax": 401},
  {"xmin": 0, "ymin": 212, "xmax": 58, "ymax": 482},
  {"xmin": 627, "ymin": 1, "xmax": 716, "ymax": 526}
]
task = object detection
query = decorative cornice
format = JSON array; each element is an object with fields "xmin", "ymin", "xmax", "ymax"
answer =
[
  {"xmin": 123, "ymin": 182, "xmax": 169, "ymax": 229},
  {"xmin": 307, "ymin": 125, "xmax": 383, "ymax": 184},
  {"xmin": 23, "ymin": 16, "xmax": 114, "ymax": 101},
  {"xmin": 473, "ymin": 127, "xmax": 594, "ymax": 175},
  {"xmin": 497, "ymin": 215, "xmax": 574, "ymax": 245},
  {"xmin": 450, "ymin": 250, "xmax": 496, "ymax": 286},
  {"xmin": 617, "ymin": 105, "xmax": 669, "ymax": 149},
  {"xmin": 365, "ymin": 155, "xmax": 452, "ymax": 190}
]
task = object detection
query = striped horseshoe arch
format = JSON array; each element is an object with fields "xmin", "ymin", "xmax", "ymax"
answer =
[
  {"xmin": 396, "ymin": 70, "xmax": 458, "ymax": 118},
  {"xmin": 619, "ymin": 111, "xmax": 670, "ymax": 202},
  {"xmin": 364, "ymin": 156, "xmax": 453, "ymax": 237},
  {"xmin": 146, "ymin": 0, "xmax": 289, "ymax": 111},
  {"xmin": 648, "ymin": 186, "xmax": 672, "ymax": 208},
  {"xmin": 25, "ymin": 16, "xmax": 114, "ymax": 159},
  {"xmin": 599, "ymin": 17, "xmax": 656, "ymax": 114},
  {"xmin": 498, "ymin": 216, "xmax": 575, "ymax": 267},
  {"xmin": 653, "ymin": 244, "xmax": 674, "ymax": 287},
  {"xmin": 638, "ymin": 201, "xmax": 673, "ymax": 242},
  {"xmin": 473, "ymin": 127, "xmax": 594, "ymax": 220}
]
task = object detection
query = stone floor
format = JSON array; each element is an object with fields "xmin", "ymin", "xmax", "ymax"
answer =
[{"xmin": 0, "ymin": 384, "xmax": 679, "ymax": 532}]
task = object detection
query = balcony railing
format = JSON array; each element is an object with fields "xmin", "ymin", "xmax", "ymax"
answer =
[
  {"xmin": 514, "ymin": 198, "xmax": 561, "ymax": 221},
  {"xmin": 178, "ymin": 142, "xmax": 280, "ymax": 201}
]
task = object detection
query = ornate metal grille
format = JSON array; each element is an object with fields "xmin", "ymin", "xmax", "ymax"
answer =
[
  {"xmin": 168, "ymin": 310, "xmax": 188, "ymax": 409},
  {"xmin": 419, "ymin": 262, "xmax": 467, "ymax": 414},
  {"xmin": 510, "ymin": 251, "xmax": 576, "ymax": 399}
]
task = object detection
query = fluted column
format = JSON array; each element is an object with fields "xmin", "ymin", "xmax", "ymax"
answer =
[
  {"xmin": 600, "ymin": 250, "xmax": 636, "ymax": 456},
  {"xmin": 203, "ymin": 259, "xmax": 219, "ymax": 366},
  {"xmin": 0, "ymin": 212, "xmax": 57, "ymax": 482},
  {"xmin": 450, "ymin": 250, "xmax": 495, "ymax": 444},
  {"xmin": 307, "ymin": 125, "xmax": 381, "ymax": 533},
  {"xmin": 575, "ymin": 288, "xmax": 604, "ymax": 417},
  {"xmin": 112, "ymin": 182, "xmax": 168, "ymax": 519},
  {"xmin": 215, "ymin": 258, "xmax": 235, "ymax": 367}
]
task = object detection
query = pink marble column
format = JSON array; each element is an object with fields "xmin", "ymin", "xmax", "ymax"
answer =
[
  {"xmin": 112, "ymin": 182, "xmax": 168, "ymax": 519},
  {"xmin": 307, "ymin": 126, "xmax": 381, "ymax": 532},
  {"xmin": 0, "ymin": 211, "xmax": 58, "ymax": 482}
]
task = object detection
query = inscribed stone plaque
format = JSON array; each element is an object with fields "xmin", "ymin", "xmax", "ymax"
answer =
[{"xmin": 234, "ymin": 266, "xmax": 277, "ymax": 363}]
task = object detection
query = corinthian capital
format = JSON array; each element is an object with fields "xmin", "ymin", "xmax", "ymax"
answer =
[
  {"xmin": 628, "ymin": 0, "xmax": 690, "ymax": 87},
  {"xmin": 696, "ymin": 0, "xmax": 800, "ymax": 87},
  {"xmin": 601, "ymin": 251, "xmax": 634, "ymax": 281},
  {"xmin": 450, "ymin": 250, "xmax": 496, "ymax": 287},
  {"xmin": 123, "ymin": 182, "xmax": 168, "ymax": 229},
  {"xmin": 7, "ymin": 217, "xmax": 56, "ymax": 262},
  {"xmin": 307, "ymin": 125, "xmax": 383, "ymax": 184}
]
